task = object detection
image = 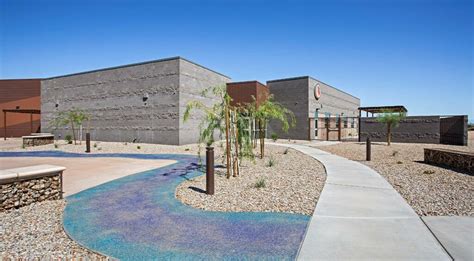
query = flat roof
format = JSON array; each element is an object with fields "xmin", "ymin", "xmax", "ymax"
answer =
[
  {"xmin": 44, "ymin": 56, "xmax": 231, "ymax": 80},
  {"xmin": 227, "ymin": 80, "xmax": 266, "ymax": 86},
  {"xmin": 267, "ymin": 76, "xmax": 359, "ymax": 100},
  {"xmin": 3, "ymin": 109, "xmax": 41, "ymax": 114},
  {"xmin": 359, "ymin": 105, "xmax": 407, "ymax": 113}
]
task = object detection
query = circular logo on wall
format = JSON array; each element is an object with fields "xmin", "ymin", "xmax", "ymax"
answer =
[{"xmin": 314, "ymin": 84, "xmax": 321, "ymax": 100}]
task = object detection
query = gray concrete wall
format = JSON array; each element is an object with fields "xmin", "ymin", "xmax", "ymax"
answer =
[
  {"xmin": 178, "ymin": 59, "xmax": 231, "ymax": 145},
  {"xmin": 267, "ymin": 76, "xmax": 360, "ymax": 140},
  {"xmin": 360, "ymin": 116, "xmax": 441, "ymax": 144},
  {"xmin": 41, "ymin": 57, "xmax": 230, "ymax": 145},
  {"xmin": 440, "ymin": 115, "xmax": 468, "ymax": 146},
  {"xmin": 308, "ymin": 77, "xmax": 360, "ymax": 118},
  {"xmin": 267, "ymin": 77, "xmax": 309, "ymax": 140}
]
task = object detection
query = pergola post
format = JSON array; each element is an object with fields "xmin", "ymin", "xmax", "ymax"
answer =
[
  {"xmin": 30, "ymin": 113, "xmax": 33, "ymax": 133},
  {"xmin": 3, "ymin": 111, "xmax": 6, "ymax": 140}
]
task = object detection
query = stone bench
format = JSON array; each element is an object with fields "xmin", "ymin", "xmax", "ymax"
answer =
[
  {"xmin": 22, "ymin": 134, "xmax": 54, "ymax": 147},
  {"xmin": 0, "ymin": 164, "xmax": 65, "ymax": 211},
  {"xmin": 424, "ymin": 148, "xmax": 473, "ymax": 174}
]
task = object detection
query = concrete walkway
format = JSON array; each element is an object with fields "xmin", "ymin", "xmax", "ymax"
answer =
[
  {"xmin": 423, "ymin": 216, "xmax": 474, "ymax": 261},
  {"xmin": 270, "ymin": 143, "xmax": 452, "ymax": 261},
  {"xmin": 0, "ymin": 156, "xmax": 176, "ymax": 196}
]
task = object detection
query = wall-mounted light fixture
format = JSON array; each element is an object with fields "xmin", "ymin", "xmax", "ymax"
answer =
[{"xmin": 143, "ymin": 93, "xmax": 149, "ymax": 106}]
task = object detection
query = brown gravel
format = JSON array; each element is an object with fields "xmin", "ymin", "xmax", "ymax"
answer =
[
  {"xmin": 176, "ymin": 145, "xmax": 326, "ymax": 215},
  {"xmin": 319, "ymin": 141, "xmax": 473, "ymax": 216},
  {"xmin": 0, "ymin": 200, "xmax": 107, "ymax": 260}
]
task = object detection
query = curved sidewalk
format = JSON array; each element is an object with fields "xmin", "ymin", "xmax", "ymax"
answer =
[{"xmin": 271, "ymin": 143, "xmax": 451, "ymax": 261}]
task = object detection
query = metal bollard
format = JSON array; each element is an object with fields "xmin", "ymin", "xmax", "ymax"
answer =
[
  {"xmin": 206, "ymin": 146, "xmax": 215, "ymax": 195},
  {"xmin": 86, "ymin": 133, "xmax": 91, "ymax": 153},
  {"xmin": 366, "ymin": 137, "xmax": 371, "ymax": 161}
]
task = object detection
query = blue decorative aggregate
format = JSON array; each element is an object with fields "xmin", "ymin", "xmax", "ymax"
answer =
[{"xmin": 0, "ymin": 151, "xmax": 310, "ymax": 260}]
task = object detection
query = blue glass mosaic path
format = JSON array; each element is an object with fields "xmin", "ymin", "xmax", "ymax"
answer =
[{"xmin": 0, "ymin": 151, "xmax": 310, "ymax": 260}]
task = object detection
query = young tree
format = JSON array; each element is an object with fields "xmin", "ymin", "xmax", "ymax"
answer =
[
  {"xmin": 376, "ymin": 110, "xmax": 406, "ymax": 146},
  {"xmin": 51, "ymin": 108, "xmax": 90, "ymax": 145},
  {"xmin": 184, "ymin": 85, "xmax": 254, "ymax": 179},
  {"xmin": 247, "ymin": 95, "xmax": 296, "ymax": 158}
]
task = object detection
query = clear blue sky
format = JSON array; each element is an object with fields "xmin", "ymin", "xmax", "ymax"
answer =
[{"xmin": 1, "ymin": 0, "xmax": 473, "ymax": 120}]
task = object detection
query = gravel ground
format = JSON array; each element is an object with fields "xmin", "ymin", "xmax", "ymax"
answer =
[
  {"xmin": 319, "ymin": 141, "xmax": 473, "ymax": 216},
  {"xmin": 176, "ymin": 145, "xmax": 326, "ymax": 215},
  {"xmin": 0, "ymin": 200, "xmax": 106, "ymax": 260}
]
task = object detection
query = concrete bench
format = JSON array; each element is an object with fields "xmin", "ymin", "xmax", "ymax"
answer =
[
  {"xmin": 22, "ymin": 134, "xmax": 54, "ymax": 147},
  {"xmin": 30, "ymin": 132, "xmax": 54, "ymax": 136},
  {"xmin": 424, "ymin": 148, "xmax": 473, "ymax": 174},
  {"xmin": 0, "ymin": 164, "xmax": 65, "ymax": 211}
]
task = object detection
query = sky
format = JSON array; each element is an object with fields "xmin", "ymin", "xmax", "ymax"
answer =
[{"xmin": 1, "ymin": 0, "xmax": 473, "ymax": 120}]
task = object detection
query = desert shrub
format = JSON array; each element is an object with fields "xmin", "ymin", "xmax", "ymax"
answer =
[
  {"xmin": 283, "ymin": 148, "xmax": 289, "ymax": 155},
  {"xmin": 65, "ymin": 134, "xmax": 73, "ymax": 144},
  {"xmin": 392, "ymin": 151, "xmax": 399, "ymax": 157},
  {"xmin": 271, "ymin": 133, "xmax": 278, "ymax": 141},
  {"xmin": 267, "ymin": 156, "xmax": 275, "ymax": 167},
  {"xmin": 54, "ymin": 144, "xmax": 58, "ymax": 149},
  {"xmin": 93, "ymin": 143, "xmax": 97, "ymax": 148},
  {"xmin": 137, "ymin": 145, "xmax": 141, "ymax": 150},
  {"xmin": 185, "ymin": 148, "xmax": 190, "ymax": 151},
  {"xmin": 254, "ymin": 178, "xmax": 266, "ymax": 188},
  {"xmin": 423, "ymin": 170, "xmax": 435, "ymax": 174},
  {"xmin": 397, "ymin": 161, "xmax": 403, "ymax": 164}
]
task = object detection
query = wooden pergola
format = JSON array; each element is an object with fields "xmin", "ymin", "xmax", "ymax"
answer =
[
  {"xmin": 3, "ymin": 109, "xmax": 41, "ymax": 140},
  {"xmin": 358, "ymin": 105, "xmax": 407, "ymax": 117}
]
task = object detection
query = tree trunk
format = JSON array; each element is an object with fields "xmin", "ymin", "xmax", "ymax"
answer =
[
  {"xmin": 225, "ymin": 105, "xmax": 231, "ymax": 179},
  {"xmin": 71, "ymin": 121, "xmax": 77, "ymax": 145},
  {"xmin": 233, "ymin": 111, "xmax": 239, "ymax": 177},
  {"xmin": 259, "ymin": 120, "xmax": 265, "ymax": 159},
  {"xmin": 387, "ymin": 124, "xmax": 391, "ymax": 146}
]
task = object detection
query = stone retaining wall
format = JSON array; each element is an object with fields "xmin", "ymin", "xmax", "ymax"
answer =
[
  {"xmin": 0, "ymin": 166, "xmax": 64, "ymax": 211},
  {"xmin": 22, "ymin": 135, "xmax": 54, "ymax": 147},
  {"xmin": 424, "ymin": 148, "xmax": 473, "ymax": 174}
]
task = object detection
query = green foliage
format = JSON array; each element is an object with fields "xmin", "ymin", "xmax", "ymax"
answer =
[
  {"xmin": 267, "ymin": 156, "xmax": 276, "ymax": 167},
  {"xmin": 248, "ymin": 95, "xmax": 296, "ymax": 133},
  {"xmin": 93, "ymin": 143, "xmax": 97, "ymax": 148},
  {"xmin": 254, "ymin": 178, "xmax": 266, "ymax": 188},
  {"xmin": 376, "ymin": 110, "xmax": 406, "ymax": 146},
  {"xmin": 50, "ymin": 108, "xmax": 91, "ymax": 145},
  {"xmin": 246, "ymin": 95, "xmax": 296, "ymax": 158},
  {"xmin": 183, "ymin": 85, "xmax": 228, "ymax": 147},
  {"xmin": 423, "ymin": 170, "xmax": 435, "ymax": 174},
  {"xmin": 65, "ymin": 135, "xmax": 73, "ymax": 144},
  {"xmin": 137, "ymin": 145, "xmax": 141, "ymax": 150},
  {"xmin": 397, "ymin": 161, "xmax": 403, "ymax": 164},
  {"xmin": 271, "ymin": 133, "xmax": 278, "ymax": 141},
  {"xmin": 54, "ymin": 143, "xmax": 59, "ymax": 149},
  {"xmin": 21, "ymin": 144, "xmax": 26, "ymax": 149}
]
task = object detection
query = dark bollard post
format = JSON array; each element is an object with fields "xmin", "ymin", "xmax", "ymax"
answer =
[
  {"xmin": 206, "ymin": 146, "xmax": 215, "ymax": 195},
  {"xmin": 85, "ymin": 133, "xmax": 91, "ymax": 153},
  {"xmin": 366, "ymin": 137, "xmax": 371, "ymax": 161}
]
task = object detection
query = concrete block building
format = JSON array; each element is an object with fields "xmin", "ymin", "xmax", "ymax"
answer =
[
  {"xmin": 267, "ymin": 76, "xmax": 360, "ymax": 140},
  {"xmin": 41, "ymin": 57, "xmax": 230, "ymax": 145}
]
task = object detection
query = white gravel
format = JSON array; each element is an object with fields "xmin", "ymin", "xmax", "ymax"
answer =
[
  {"xmin": 0, "ymin": 200, "xmax": 106, "ymax": 260},
  {"xmin": 176, "ymin": 145, "xmax": 326, "ymax": 215},
  {"xmin": 319, "ymin": 141, "xmax": 473, "ymax": 216}
]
